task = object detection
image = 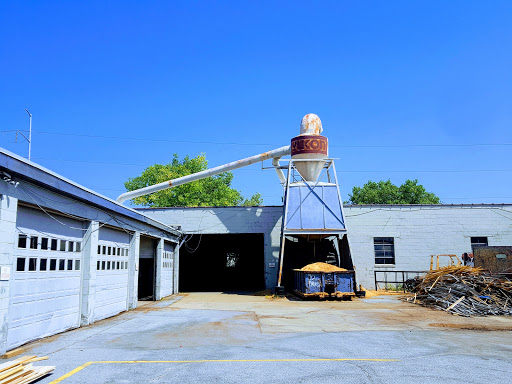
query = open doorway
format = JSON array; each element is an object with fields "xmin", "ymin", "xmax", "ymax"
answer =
[
  {"xmin": 179, "ymin": 233, "xmax": 265, "ymax": 292},
  {"xmin": 138, "ymin": 236, "xmax": 156, "ymax": 300}
]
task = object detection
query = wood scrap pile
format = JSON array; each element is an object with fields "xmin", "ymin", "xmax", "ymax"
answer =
[
  {"xmin": 403, "ymin": 266, "xmax": 512, "ymax": 317},
  {"xmin": 297, "ymin": 262, "xmax": 348, "ymax": 272},
  {"xmin": 0, "ymin": 355, "xmax": 54, "ymax": 383}
]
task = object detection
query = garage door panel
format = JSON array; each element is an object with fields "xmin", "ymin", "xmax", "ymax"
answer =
[
  {"xmin": 8, "ymin": 207, "xmax": 84, "ymax": 350},
  {"xmin": 93, "ymin": 233, "xmax": 129, "ymax": 322}
]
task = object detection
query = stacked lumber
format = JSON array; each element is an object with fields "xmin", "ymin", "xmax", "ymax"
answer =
[
  {"xmin": 403, "ymin": 266, "xmax": 512, "ymax": 317},
  {"xmin": 0, "ymin": 356, "xmax": 54, "ymax": 384}
]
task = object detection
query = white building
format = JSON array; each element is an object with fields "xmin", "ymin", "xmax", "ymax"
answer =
[{"xmin": 0, "ymin": 149, "xmax": 180, "ymax": 355}]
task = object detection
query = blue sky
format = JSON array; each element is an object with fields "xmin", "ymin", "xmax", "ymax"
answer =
[{"xmin": 1, "ymin": 1, "xmax": 512, "ymax": 206}]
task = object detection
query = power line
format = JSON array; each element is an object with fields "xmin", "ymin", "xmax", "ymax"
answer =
[{"xmin": 3, "ymin": 129, "xmax": 512, "ymax": 149}]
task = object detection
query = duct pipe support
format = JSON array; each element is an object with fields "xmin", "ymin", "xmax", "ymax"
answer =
[{"xmin": 117, "ymin": 146, "xmax": 291, "ymax": 203}]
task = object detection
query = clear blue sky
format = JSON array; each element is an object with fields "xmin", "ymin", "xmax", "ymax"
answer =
[{"xmin": 1, "ymin": 1, "xmax": 512, "ymax": 206}]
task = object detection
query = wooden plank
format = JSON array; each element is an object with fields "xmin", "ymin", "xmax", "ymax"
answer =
[
  {"xmin": 0, "ymin": 349, "xmax": 25, "ymax": 361},
  {"xmin": 17, "ymin": 367, "xmax": 54, "ymax": 384},
  {"xmin": 23, "ymin": 357, "xmax": 48, "ymax": 364},
  {"xmin": 0, "ymin": 366, "xmax": 23, "ymax": 381},
  {"xmin": 446, "ymin": 296, "xmax": 465, "ymax": 311}
]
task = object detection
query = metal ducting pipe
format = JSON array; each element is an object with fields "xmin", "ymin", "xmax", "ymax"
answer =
[{"xmin": 117, "ymin": 146, "xmax": 291, "ymax": 204}]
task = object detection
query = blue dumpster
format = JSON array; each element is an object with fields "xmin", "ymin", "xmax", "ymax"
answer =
[{"xmin": 294, "ymin": 270, "xmax": 355, "ymax": 297}]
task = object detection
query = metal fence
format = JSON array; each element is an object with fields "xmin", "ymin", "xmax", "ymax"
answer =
[{"xmin": 374, "ymin": 270, "xmax": 428, "ymax": 292}]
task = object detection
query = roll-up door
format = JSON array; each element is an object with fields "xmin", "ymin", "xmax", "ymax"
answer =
[
  {"xmin": 161, "ymin": 242, "xmax": 175, "ymax": 297},
  {"xmin": 8, "ymin": 206, "xmax": 85, "ymax": 349},
  {"xmin": 94, "ymin": 226, "xmax": 130, "ymax": 321}
]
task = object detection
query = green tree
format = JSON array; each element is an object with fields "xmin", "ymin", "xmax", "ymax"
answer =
[
  {"xmin": 124, "ymin": 153, "xmax": 263, "ymax": 207},
  {"xmin": 346, "ymin": 179, "xmax": 441, "ymax": 205}
]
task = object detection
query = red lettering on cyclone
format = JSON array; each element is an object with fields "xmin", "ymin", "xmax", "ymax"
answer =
[{"xmin": 290, "ymin": 135, "xmax": 328, "ymax": 156}]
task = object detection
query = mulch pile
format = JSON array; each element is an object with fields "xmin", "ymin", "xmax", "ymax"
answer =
[
  {"xmin": 298, "ymin": 262, "xmax": 347, "ymax": 273},
  {"xmin": 402, "ymin": 266, "xmax": 512, "ymax": 317}
]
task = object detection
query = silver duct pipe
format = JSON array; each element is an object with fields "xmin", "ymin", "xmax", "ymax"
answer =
[
  {"xmin": 272, "ymin": 157, "xmax": 287, "ymax": 185},
  {"xmin": 117, "ymin": 145, "xmax": 291, "ymax": 204}
]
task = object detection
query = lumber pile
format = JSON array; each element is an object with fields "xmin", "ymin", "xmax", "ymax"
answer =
[
  {"xmin": 403, "ymin": 266, "xmax": 512, "ymax": 317},
  {"xmin": 0, "ymin": 355, "xmax": 54, "ymax": 384}
]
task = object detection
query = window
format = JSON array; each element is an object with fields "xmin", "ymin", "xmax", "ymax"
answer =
[
  {"xmin": 50, "ymin": 259, "xmax": 57, "ymax": 271},
  {"xmin": 117, "ymin": 261, "xmax": 120, "ymax": 270},
  {"xmin": 18, "ymin": 235, "xmax": 27, "ymax": 248},
  {"xmin": 98, "ymin": 245, "xmax": 101, "ymax": 254},
  {"xmin": 59, "ymin": 259, "xmax": 65, "ymax": 270},
  {"xmin": 40, "ymin": 258, "xmax": 48, "ymax": 271},
  {"xmin": 75, "ymin": 242, "xmax": 81, "ymax": 252},
  {"xmin": 471, "ymin": 237, "xmax": 488, "ymax": 250},
  {"xmin": 374, "ymin": 237, "xmax": 395, "ymax": 265},
  {"xmin": 30, "ymin": 236, "xmax": 38, "ymax": 249},
  {"xmin": 97, "ymin": 260, "xmax": 101, "ymax": 270},
  {"xmin": 102, "ymin": 246, "xmax": 106, "ymax": 255},
  {"xmin": 107, "ymin": 261, "xmax": 111, "ymax": 270},
  {"xmin": 226, "ymin": 253, "xmax": 239, "ymax": 268},
  {"xmin": 75, "ymin": 260, "xmax": 81, "ymax": 270},
  {"xmin": 117, "ymin": 248, "xmax": 120, "ymax": 256},
  {"xmin": 16, "ymin": 257, "xmax": 26, "ymax": 272},
  {"xmin": 28, "ymin": 258, "xmax": 37, "ymax": 271},
  {"xmin": 67, "ymin": 259, "xmax": 73, "ymax": 270},
  {"xmin": 68, "ymin": 241, "xmax": 74, "ymax": 252},
  {"xmin": 51, "ymin": 239, "xmax": 58, "ymax": 251},
  {"xmin": 107, "ymin": 246, "xmax": 111, "ymax": 256},
  {"xmin": 60, "ymin": 240, "xmax": 67, "ymax": 252},
  {"xmin": 102, "ymin": 261, "xmax": 106, "ymax": 270},
  {"xmin": 41, "ymin": 238, "xmax": 49, "ymax": 250}
]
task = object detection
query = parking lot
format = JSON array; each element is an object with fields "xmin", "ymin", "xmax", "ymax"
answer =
[{"xmin": 15, "ymin": 293, "xmax": 512, "ymax": 383}]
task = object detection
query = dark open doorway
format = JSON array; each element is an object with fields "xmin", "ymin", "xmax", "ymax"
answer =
[
  {"xmin": 179, "ymin": 233, "xmax": 265, "ymax": 292},
  {"xmin": 138, "ymin": 236, "xmax": 156, "ymax": 300}
]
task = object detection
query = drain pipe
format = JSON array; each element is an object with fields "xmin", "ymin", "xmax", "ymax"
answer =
[
  {"xmin": 117, "ymin": 146, "xmax": 291, "ymax": 204},
  {"xmin": 272, "ymin": 157, "xmax": 287, "ymax": 185}
]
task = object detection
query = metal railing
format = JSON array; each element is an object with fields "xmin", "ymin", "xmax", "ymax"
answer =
[{"xmin": 374, "ymin": 270, "xmax": 428, "ymax": 292}]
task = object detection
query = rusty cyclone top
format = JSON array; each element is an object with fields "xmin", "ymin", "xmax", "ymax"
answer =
[{"xmin": 299, "ymin": 113, "xmax": 323, "ymax": 136}]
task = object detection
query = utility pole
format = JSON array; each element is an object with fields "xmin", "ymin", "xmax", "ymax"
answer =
[{"xmin": 24, "ymin": 109, "xmax": 32, "ymax": 160}]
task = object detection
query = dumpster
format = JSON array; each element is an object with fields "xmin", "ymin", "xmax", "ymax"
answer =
[{"xmin": 293, "ymin": 263, "xmax": 356, "ymax": 299}]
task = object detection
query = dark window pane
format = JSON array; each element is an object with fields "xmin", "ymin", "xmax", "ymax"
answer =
[
  {"xmin": 107, "ymin": 247, "xmax": 111, "ymax": 256},
  {"xmin": 75, "ymin": 242, "xmax": 81, "ymax": 252},
  {"xmin": 102, "ymin": 261, "xmax": 106, "ymax": 270},
  {"xmin": 67, "ymin": 259, "xmax": 73, "ymax": 270},
  {"xmin": 68, "ymin": 241, "xmax": 74, "ymax": 252},
  {"xmin": 59, "ymin": 259, "xmax": 65, "ymax": 270},
  {"xmin": 117, "ymin": 262, "xmax": 120, "ymax": 269},
  {"xmin": 117, "ymin": 248, "xmax": 121, "ymax": 256},
  {"xmin": 102, "ymin": 246, "xmax": 106, "ymax": 255},
  {"xmin": 97, "ymin": 260, "xmax": 100, "ymax": 270},
  {"xmin": 75, "ymin": 260, "xmax": 80, "ymax": 270},
  {"xmin": 51, "ymin": 239, "xmax": 58, "ymax": 250},
  {"xmin": 28, "ymin": 258, "xmax": 37, "ymax": 271},
  {"xmin": 60, "ymin": 240, "xmax": 66, "ymax": 252},
  {"xmin": 41, "ymin": 238, "xmax": 49, "ymax": 250},
  {"xmin": 40, "ymin": 258, "xmax": 48, "ymax": 271},
  {"xmin": 18, "ymin": 235, "xmax": 27, "ymax": 248},
  {"xmin": 50, "ymin": 259, "xmax": 57, "ymax": 270},
  {"xmin": 98, "ymin": 245, "xmax": 101, "ymax": 254},
  {"xmin": 30, "ymin": 237, "xmax": 38, "ymax": 249},
  {"xmin": 107, "ymin": 261, "xmax": 111, "ymax": 270},
  {"xmin": 16, "ymin": 257, "xmax": 26, "ymax": 271}
]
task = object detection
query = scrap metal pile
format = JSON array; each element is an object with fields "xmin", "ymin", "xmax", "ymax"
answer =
[{"xmin": 403, "ymin": 266, "xmax": 512, "ymax": 317}]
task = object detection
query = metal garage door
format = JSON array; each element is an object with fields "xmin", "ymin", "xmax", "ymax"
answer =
[
  {"xmin": 161, "ymin": 242, "xmax": 175, "ymax": 297},
  {"xmin": 93, "ymin": 227, "xmax": 130, "ymax": 321},
  {"xmin": 8, "ymin": 206, "xmax": 85, "ymax": 349}
]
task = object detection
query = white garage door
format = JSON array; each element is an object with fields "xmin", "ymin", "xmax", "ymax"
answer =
[
  {"xmin": 93, "ymin": 227, "xmax": 130, "ymax": 321},
  {"xmin": 161, "ymin": 242, "xmax": 175, "ymax": 298},
  {"xmin": 8, "ymin": 206, "xmax": 84, "ymax": 349}
]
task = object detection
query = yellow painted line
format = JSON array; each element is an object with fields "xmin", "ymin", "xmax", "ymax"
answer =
[
  {"xmin": 48, "ymin": 361, "xmax": 93, "ymax": 384},
  {"xmin": 49, "ymin": 358, "xmax": 399, "ymax": 382}
]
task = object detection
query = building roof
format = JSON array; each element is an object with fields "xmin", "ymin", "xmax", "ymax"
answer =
[{"xmin": 0, "ymin": 148, "xmax": 181, "ymax": 237}]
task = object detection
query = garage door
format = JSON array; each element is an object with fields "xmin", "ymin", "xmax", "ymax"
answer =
[
  {"xmin": 93, "ymin": 227, "xmax": 130, "ymax": 321},
  {"xmin": 8, "ymin": 206, "xmax": 84, "ymax": 349},
  {"xmin": 161, "ymin": 242, "xmax": 175, "ymax": 298}
]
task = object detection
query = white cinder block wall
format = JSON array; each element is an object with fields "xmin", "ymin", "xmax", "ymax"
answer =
[
  {"xmin": 345, "ymin": 205, "xmax": 512, "ymax": 288},
  {"xmin": 141, "ymin": 204, "xmax": 512, "ymax": 290},
  {"xmin": 139, "ymin": 207, "xmax": 284, "ymax": 289}
]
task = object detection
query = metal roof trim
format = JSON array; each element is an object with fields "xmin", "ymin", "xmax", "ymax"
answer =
[{"xmin": 0, "ymin": 148, "xmax": 181, "ymax": 236}]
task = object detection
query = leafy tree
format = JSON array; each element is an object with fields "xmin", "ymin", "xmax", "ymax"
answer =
[
  {"xmin": 124, "ymin": 153, "xmax": 263, "ymax": 207},
  {"xmin": 346, "ymin": 179, "xmax": 441, "ymax": 205}
]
